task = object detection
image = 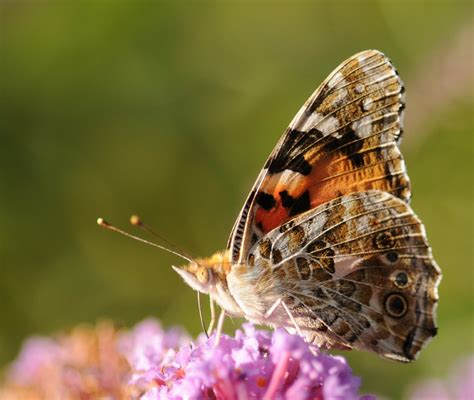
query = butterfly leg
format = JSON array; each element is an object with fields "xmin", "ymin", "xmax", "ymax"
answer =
[
  {"xmin": 197, "ymin": 291, "xmax": 209, "ymax": 338},
  {"xmin": 207, "ymin": 297, "xmax": 216, "ymax": 336},
  {"xmin": 213, "ymin": 308, "xmax": 226, "ymax": 347},
  {"xmin": 281, "ymin": 300, "xmax": 304, "ymax": 337},
  {"xmin": 264, "ymin": 297, "xmax": 303, "ymax": 338},
  {"xmin": 264, "ymin": 297, "xmax": 282, "ymax": 319}
]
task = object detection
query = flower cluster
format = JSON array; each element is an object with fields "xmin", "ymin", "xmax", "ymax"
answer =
[
  {"xmin": 120, "ymin": 321, "xmax": 373, "ymax": 400},
  {"xmin": 0, "ymin": 322, "xmax": 132, "ymax": 399},
  {"xmin": 0, "ymin": 319, "xmax": 374, "ymax": 400}
]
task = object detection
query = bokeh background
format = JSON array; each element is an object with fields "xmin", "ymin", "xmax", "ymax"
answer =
[{"xmin": 1, "ymin": 1, "xmax": 472, "ymax": 399}]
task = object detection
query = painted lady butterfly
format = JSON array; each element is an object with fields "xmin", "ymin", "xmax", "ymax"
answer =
[{"xmin": 172, "ymin": 50, "xmax": 440, "ymax": 362}]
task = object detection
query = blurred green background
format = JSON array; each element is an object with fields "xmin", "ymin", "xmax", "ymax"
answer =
[{"xmin": 1, "ymin": 1, "xmax": 472, "ymax": 399}]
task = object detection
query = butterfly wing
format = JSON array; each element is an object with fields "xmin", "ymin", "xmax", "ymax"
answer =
[
  {"xmin": 227, "ymin": 191, "xmax": 441, "ymax": 362},
  {"xmin": 228, "ymin": 50, "xmax": 409, "ymax": 264}
]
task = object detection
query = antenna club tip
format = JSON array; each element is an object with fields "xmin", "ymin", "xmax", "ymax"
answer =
[
  {"xmin": 130, "ymin": 215, "xmax": 142, "ymax": 226},
  {"xmin": 97, "ymin": 217, "xmax": 108, "ymax": 226}
]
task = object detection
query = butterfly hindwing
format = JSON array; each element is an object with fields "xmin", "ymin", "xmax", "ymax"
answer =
[
  {"xmin": 228, "ymin": 191, "xmax": 440, "ymax": 362},
  {"xmin": 228, "ymin": 50, "xmax": 410, "ymax": 264}
]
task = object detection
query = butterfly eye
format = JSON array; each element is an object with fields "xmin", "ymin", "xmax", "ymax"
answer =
[
  {"xmin": 384, "ymin": 293, "xmax": 408, "ymax": 318},
  {"xmin": 196, "ymin": 267, "xmax": 209, "ymax": 284}
]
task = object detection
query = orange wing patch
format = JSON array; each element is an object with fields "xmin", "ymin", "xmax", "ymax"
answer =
[{"xmin": 255, "ymin": 127, "xmax": 410, "ymax": 234}]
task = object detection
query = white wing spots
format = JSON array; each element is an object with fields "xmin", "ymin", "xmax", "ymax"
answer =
[
  {"xmin": 301, "ymin": 87, "xmax": 347, "ymax": 133},
  {"xmin": 317, "ymin": 115, "xmax": 340, "ymax": 136},
  {"xmin": 330, "ymin": 71, "xmax": 348, "ymax": 88},
  {"xmin": 368, "ymin": 71, "xmax": 397, "ymax": 86},
  {"xmin": 352, "ymin": 115, "xmax": 374, "ymax": 137},
  {"xmin": 357, "ymin": 53, "xmax": 370, "ymax": 63},
  {"xmin": 384, "ymin": 87, "xmax": 401, "ymax": 98},
  {"xmin": 362, "ymin": 97, "xmax": 374, "ymax": 111},
  {"xmin": 306, "ymin": 210, "xmax": 329, "ymax": 238},
  {"xmin": 331, "ymin": 87, "xmax": 349, "ymax": 106},
  {"xmin": 355, "ymin": 83, "xmax": 365, "ymax": 94},
  {"xmin": 357, "ymin": 53, "xmax": 376, "ymax": 70},
  {"xmin": 300, "ymin": 112, "xmax": 324, "ymax": 132}
]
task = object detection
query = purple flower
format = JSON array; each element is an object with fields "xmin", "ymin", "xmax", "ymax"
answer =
[
  {"xmin": 124, "ymin": 322, "xmax": 373, "ymax": 399},
  {"xmin": 0, "ymin": 319, "xmax": 374, "ymax": 400},
  {"xmin": 119, "ymin": 318, "xmax": 191, "ymax": 390},
  {"xmin": 7, "ymin": 336, "xmax": 62, "ymax": 386},
  {"xmin": 0, "ymin": 322, "xmax": 132, "ymax": 398}
]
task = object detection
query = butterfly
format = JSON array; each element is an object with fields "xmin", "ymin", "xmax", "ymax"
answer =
[{"xmin": 172, "ymin": 49, "xmax": 441, "ymax": 362}]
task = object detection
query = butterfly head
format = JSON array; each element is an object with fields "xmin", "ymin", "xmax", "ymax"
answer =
[
  {"xmin": 172, "ymin": 250, "xmax": 243, "ymax": 316},
  {"xmin": 172, "ymin": 262, "xmax": 215, "ymax": 294},
  {"xmin": 173, "ymin": 251, "xmax": 231, "ymax": 293}
]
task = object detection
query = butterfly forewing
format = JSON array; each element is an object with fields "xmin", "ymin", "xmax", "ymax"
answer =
[
  {"xmin": 228, "ymin": 191, "xmax": 440, "ymax": 362},
  {"xmin": 229, "ymin": 50, "xmax": 410, "ymax": 265}
]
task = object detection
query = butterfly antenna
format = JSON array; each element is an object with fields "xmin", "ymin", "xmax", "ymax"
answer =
[
  {"xmin": 197, "ymin": 291, "xmax": 209, "ymax": 339},
  {"xmin": 130, "ymin": 215, "xmax": 195, "ymax": 262},
  {"xmin": 97, "ymin": 218, "xmax": 195, "ymax": 264}
]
